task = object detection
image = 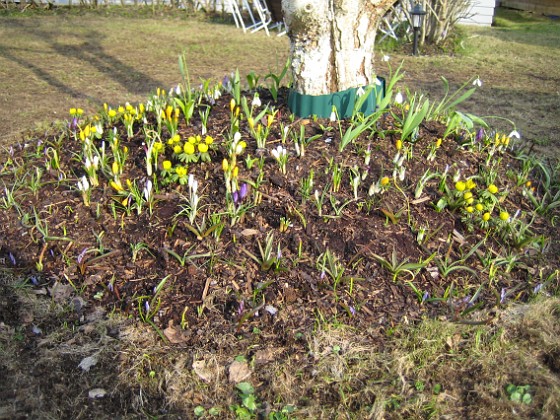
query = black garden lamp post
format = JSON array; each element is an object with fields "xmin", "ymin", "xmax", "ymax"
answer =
[{"xmin": 410, "ymin": 3, "xmax": 426, "ymax": 56}]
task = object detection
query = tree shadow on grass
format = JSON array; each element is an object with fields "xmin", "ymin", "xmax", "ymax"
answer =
[{"xmin": 0, "ymin": 18, "xmax": 167, "ymax": 105}]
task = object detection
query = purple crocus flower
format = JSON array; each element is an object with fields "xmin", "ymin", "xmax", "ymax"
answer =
[
  {"xmin": 500, "ymin": 288, "xmax": 507, "ymax": 304},
  {"xmin": 69, "ymin": 117, "xmax": 79, "ymax": 131},
  {"xmin": 8, "ymin": 252, "xmax": 16, "ymax": 266},
  {"xmin": 239, "ymin": 183, "xmax": 248, "ymax": 200},
  {"xmin": 232, "ymin": 190, "xmax": 239, "ymax": 205},
  {"xmin": 422, "ymin": 291, "xmax": 430, "ymax": 303},
  {"xmin": 77, "ymin": 248, "xmax": 88, "ymax": 264},
  {"xmin": 533, "ymin": 283, "xmax": 544, "ymax": 294},
  {"xmin": 475, "ymin": 128, "xmax": 485, "ymax": 142},
  {"xmin": 222, "ymin": 75, "xmax": 230, "ymax": 88}
]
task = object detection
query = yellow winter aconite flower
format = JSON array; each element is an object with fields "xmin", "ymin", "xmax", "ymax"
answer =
[
  {"xmin": 455, "ymin": 181, "xmax": 466, "ymax": 192},
  {"xmin": 466, "ymin": 179, "xmax": 476, "ymax": 190},
  {"xmin": 188, "ymin": 136, "xmax": 197, "ymax": 144},
  {"xmin": 463, "ymin": 192, "xmax": 473, "ymax": 200},
  {"xmin": 162, "ymin": 160, "xmax": 172, "ymax": 171},
  {"xmin": 466, "ymin": 206, "xmax": 474, "ymax": 213},
  {"xmin": 499, "ymin": 211, "xmax": 510, "ymax": 221},
  {"xmin": 205, "ymin": 136, "xmax": 214, "ymax": 145},
  {"xmin": 487, "ymin": 184, "xmax": 499, "ymax": 194},
  {"xmin": 153, "ymin": 142, "xmax": 164, "ymax": 154},
  {"xmin": 482, "ymin": 212, "xmax": 491, "ymax": 221},
  {"xmin": 173, "ymin": 145, "xmax": 182, "ymax": 154},
  {"xmin": 108, "ymin": 109, "xmax": 117, "ymax": 118},
  {"xmin": 171, "ymin": 134, "xmax": 181, "ymax": 144},
  {"xmin": 198, "ymin": 143, "xmax": 209, "ymax": 153},
  {"xmin": 380, "ymin": 176, "xmax": 390, "ymax": 186},
  {"xmin": 175, "ymin": 166, "xmax": 187, "ymax": 177},
  {"xmin": 183, "ymin": 142, "xmax": 195, "ymax": 155},
  {"xmin": 475, "ymin": 203, "xmax": 484, "ymax": 212}
]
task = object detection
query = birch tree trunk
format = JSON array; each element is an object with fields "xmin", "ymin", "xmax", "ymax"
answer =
[{"xmin": 281, "ymin": 0, "xmax": 396, "ymax": 96}]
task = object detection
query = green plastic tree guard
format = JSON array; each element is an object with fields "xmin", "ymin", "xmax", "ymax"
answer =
[{"xmin": 287, "ymin": 78, "xmax": 385, "ymax": 119}]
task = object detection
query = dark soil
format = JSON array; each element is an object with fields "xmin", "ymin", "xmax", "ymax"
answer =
[{"xmin": 1, "ymin": 85, "xmax": 559, "ymax": 418}]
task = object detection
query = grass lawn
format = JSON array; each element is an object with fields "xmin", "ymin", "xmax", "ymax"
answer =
[{"xmin": 0, "ymin": 5, "xmax": 559, "ymax": 419}]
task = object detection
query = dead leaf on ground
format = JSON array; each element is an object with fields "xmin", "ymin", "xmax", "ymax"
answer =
[
  {"xmin": 228, "ymin": 359, "xmax": 252, "ymax": 383},
  {"xmin": 192, "ymin": 360, "xmax": 216, "ymax": 383}
]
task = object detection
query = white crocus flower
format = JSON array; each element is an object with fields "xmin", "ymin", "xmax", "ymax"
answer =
[
  {"xmin": 77, "ymin": 175, "xmax": 89, "ymax": 191},
  {"xmin": 395, "ymin": 92, "xmax": 404, "ymax": 104},
  {"xmin": 271, "ymin": 145, "xmax": 286, "ymax": 160},
  {"xmin": 143, "ymin": 179, "xmax": 152, "ymax": 201},
  {"xmin": 329, "ymin": 110, "xmax": 337, "ymax": 122}
]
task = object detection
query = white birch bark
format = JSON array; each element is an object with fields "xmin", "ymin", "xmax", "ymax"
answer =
[{"xmin": 282, "ymin": 0, "xmax": 396, "ymax": 96}]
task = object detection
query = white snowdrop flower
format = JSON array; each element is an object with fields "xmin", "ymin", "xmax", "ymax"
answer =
[
  {"xmin": 395, "ymin": 91, "xmax": 404, "ymax": 104},
  {"xmin": 356, "ymin": 87, "xmax": 365, "ymax": 96},
  {"xmin": 508, "ymin": 130, "xmax": 521, "ymax": 139},
  {"xmin": 374, "ymin": 78, "xmax": 383, "ymax": 86},
  {"xmin": 252, "ymin": 94, "xmax": 262, "ymax": 108},
  {"xmin": 382, "ymin": 55, "xmax": 390, "ymax": 62},
  {"xmin": 330, "ymin": 110, "xmax": 337, "ymax": 122},
  {"xmin": 473, "ymin": 77, "xmax": 482, "ymax": 87}
]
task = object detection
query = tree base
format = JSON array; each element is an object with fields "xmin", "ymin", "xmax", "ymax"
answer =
[{"xmin": 287, "ymin": 80, "xmax": 385, "ymax": 119}]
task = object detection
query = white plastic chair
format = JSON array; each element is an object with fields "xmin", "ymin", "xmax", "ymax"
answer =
[
  {"xmin": 226, "ymin": 0, "xmax": 285, "ymax": 37},
  {"xmin": 378, "ymin": 1, "xmax": 411, "ymax": 42}
]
